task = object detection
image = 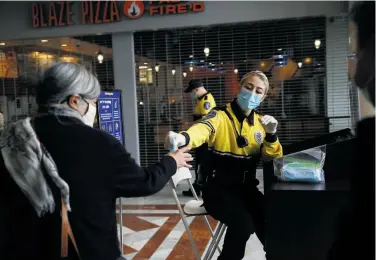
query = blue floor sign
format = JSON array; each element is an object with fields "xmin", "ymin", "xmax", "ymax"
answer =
[{"xmin": 97, "ymin": 90, "xmax": 124, "ymax": 145}]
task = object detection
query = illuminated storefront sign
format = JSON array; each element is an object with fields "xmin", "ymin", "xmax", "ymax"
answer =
[{"xmin": 31, "ymin": 1, "xmax": 205, "ymax": 28}]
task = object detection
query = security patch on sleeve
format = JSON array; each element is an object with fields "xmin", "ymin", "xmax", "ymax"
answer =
[
  {"xmin": 204, "ymin": 102, "xmax": 211, "ymax": 110},
  {"xmin": 204, "ymin": 110, "xmax": 217, "ymax": 120},
  {"xmin": 254, "ymin": 130, "xmax": 263, "ymax": 145}
]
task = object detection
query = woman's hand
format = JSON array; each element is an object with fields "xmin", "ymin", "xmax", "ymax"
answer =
[{"xmin": 167, "ymin": 146, "xmax": 193, "ymax": 168}]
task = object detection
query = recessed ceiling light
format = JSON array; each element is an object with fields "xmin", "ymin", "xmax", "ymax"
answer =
[
  {"xmin": 41, "ymin": 39, "xmax": 48, "ymax": 43},
  {"xmin": 0, "ymin": 42, "xmax": 5, "ymax": 46},
  {"xmin": 61, "ymin": 44, "xmax": 67, "ymax": 47}
]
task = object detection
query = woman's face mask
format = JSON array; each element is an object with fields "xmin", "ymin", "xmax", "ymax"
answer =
[
  {"xmin": 82, "ymin": 100, "xmax": 97, "ymax": 127},
  {"xmin": 237, "ymin": 88, "xmax": 263, "ymax": 111}
]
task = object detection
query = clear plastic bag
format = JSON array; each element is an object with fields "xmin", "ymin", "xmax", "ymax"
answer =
[{"xmin": 273, "ymin": 145, "xmax": 326, "ymax": 183}]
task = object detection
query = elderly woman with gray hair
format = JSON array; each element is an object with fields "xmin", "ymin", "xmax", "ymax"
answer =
[{"xmin": 0, "ymin": 62, "xmax": 192, "ymax": 260}]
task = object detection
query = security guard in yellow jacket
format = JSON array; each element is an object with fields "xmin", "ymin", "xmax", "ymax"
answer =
[
  {"xmin": 186, "ymin": 79, "xmax": 216, "ymax": 121},
  {"xmin": 182, "ymin": 79, "xmax": 216, "ymax": 197},
  {"xmin": 166, "ymin": 71, "xmax": 283, "ymax": 259}
]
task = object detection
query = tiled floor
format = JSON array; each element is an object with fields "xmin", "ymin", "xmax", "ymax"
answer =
[{"xmin": 116, "ymin": 170, "xmax": 266, "ymax": 260}]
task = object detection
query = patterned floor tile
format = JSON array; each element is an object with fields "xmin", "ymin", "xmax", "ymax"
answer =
[
  {"xmin": 138, "ymin": 216, "xmax": 170, "ymax": 227},
  {"xmin": 116, "ymin": 170, "xmax": 266, "ymax": 259}
]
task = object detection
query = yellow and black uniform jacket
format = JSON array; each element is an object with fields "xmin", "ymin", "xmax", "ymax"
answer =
[
  {"xmin": 193, "ymin": 92, "xmax": 216, "ymax": 121},
  {"xmin": 181, "ymin": 99, "xmax": 283, "ymax": 186}
]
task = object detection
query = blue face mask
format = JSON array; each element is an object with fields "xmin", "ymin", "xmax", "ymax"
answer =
[
  {"xmin": 190, "ymin": 92, "xmax": 196, "ymax": 101},
  {"xmin": 237, "ymin": 88, "xmax": 263, "ymax": 111}
]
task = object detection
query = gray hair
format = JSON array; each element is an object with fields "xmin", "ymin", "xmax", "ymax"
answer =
[{"xmin": 36, "ymin": 62, "xmax": 100, "ymax": 107}]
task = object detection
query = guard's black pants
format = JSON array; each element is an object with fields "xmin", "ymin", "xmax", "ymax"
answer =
[{"xmin": 202, "ymin": 183, "xmax": 265, "ymax": 260}]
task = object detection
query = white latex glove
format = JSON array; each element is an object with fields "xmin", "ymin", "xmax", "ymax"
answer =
[
  {"xmin": 164, "ymin": 131, "xmax": 187, "ymax": 151},
  {"xmin": 259, "ymin": 115, "xmax": 278, "ymax": 134}
]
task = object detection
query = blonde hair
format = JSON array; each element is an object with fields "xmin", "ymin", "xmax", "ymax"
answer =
[{"xmin": 240, "ymin": 70, "xmax": 270, "ymax": 94}]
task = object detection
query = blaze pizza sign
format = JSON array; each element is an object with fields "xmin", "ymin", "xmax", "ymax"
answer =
[{"xmin": 31, "ymin": 1, "xmax": 205, "ymax": 28}]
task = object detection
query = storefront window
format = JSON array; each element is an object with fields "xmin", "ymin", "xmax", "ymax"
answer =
[
  {"xmin": 139, "ymin": 66, "xmax": 153, "ymax": 84},
  {"xmin": 0, "ymin": 51, "xmax": 18, "ymax": 78},
  {"xmin": 0, "ymin": 35, "xmax": 114, "ymax": 125}
]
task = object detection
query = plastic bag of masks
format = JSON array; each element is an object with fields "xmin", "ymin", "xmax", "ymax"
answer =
[{"xmin": 273, "ymin": 145, "xmax": 326, "ymax": 183}]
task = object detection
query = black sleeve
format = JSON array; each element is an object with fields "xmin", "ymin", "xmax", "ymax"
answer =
[
  {"xmin": 265, "ymin": 133, "xmax": 278, "ymax": 143},
  {"xmin": 106, "ymin": 135, "xmax": 177, "ymax": 198}
]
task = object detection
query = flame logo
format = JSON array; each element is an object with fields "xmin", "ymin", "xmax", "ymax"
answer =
[{"xmin": 123, "ymin": 1, "xmax": 145, "ymax": 19}]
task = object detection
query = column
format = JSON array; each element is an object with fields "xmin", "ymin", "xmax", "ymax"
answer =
[
  {"xmin": 112, "ymin": 33, "xmax": 140, "ymax": 164},
  {"xmin": 326, "ymin": 15, "xmax": 352, "ymax": 132}
]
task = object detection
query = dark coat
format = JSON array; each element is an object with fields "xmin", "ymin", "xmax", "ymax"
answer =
[
  {"xmin": 0, "ymin": 115, "xmax": 177, "ymax": 260},
  {"xmin": 328, "ymin": 117, "xmax": 375, "ymax": 260}
]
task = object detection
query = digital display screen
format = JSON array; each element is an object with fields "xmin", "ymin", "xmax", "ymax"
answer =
[{"xmin": 97, "ymin": 90, "xmax": 124, "ymax": 145}]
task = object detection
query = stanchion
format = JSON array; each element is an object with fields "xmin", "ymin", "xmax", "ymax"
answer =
[{"xmin": 118, "ymin": 197, "xmax": 124, "ymax": 254}]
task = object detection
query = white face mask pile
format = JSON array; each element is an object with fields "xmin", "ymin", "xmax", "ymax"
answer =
[{"xmin": 82, "ymin": 103, "xmax": 97, "ymax": 127}]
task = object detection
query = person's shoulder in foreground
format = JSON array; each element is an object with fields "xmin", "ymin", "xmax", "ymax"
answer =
[{"xmin": 328, "ymin": 2, "xmax": 375, "ymax": 259}]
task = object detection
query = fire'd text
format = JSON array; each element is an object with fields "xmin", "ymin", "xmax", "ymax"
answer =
[{"xmin": 148, "ymin": 2, "xmax": 204, "ymax": 16}]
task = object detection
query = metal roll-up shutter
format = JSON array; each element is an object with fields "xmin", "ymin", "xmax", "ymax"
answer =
[
  {"xmin": 134, "ymin": 16, "xmax": 357, "ymax": 167},
  {"xmin": 326, "ymin": 15, "xmax": 358, "ymax": 131},
  {"xmin": 0, "ymin": 35, "xmax": 114, "ymax": 126}
]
